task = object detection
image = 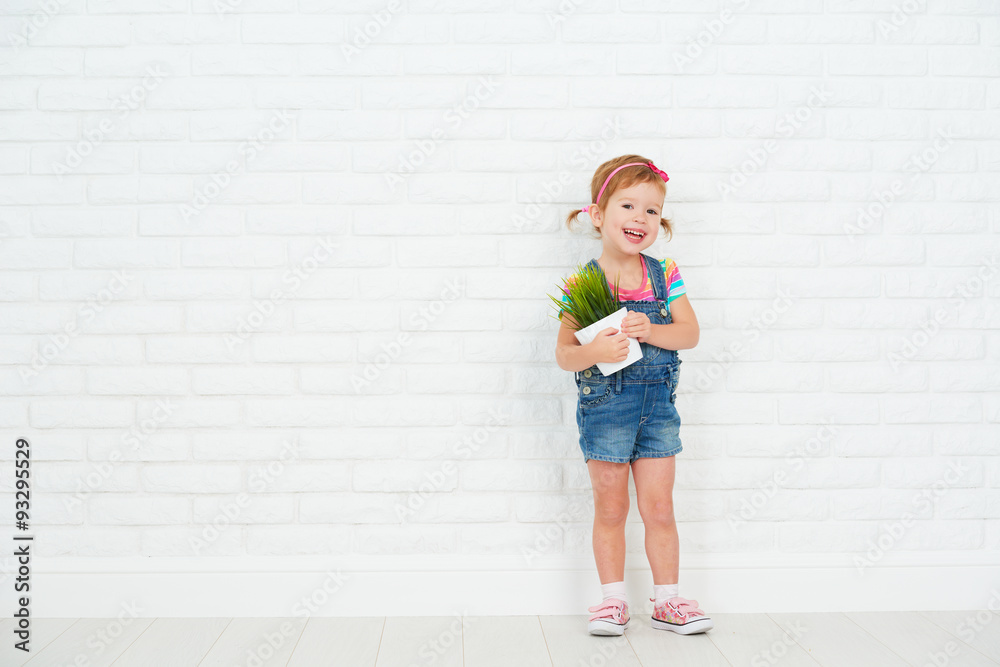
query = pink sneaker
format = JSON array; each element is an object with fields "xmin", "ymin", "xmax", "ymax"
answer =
[
  {"xmin": 649, "ymin": 596, "xmax": 714, "ymax": 634},
  {"xmin": 587, "ymin": 598, "xmax": 630, "ymax": 636}
]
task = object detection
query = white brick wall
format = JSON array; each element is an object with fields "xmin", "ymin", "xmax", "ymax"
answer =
[{"xmin": 2, "ymin": 0, "xmax": 999, "ymax": 602}]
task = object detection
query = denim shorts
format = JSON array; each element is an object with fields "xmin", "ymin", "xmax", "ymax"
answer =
[{"xmin": 575, "ymin": 367, "xmax": 682, "ymax": 464}]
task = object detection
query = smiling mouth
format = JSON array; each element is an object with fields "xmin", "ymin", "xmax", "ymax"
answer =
[{"xmin": 623, "ymin": 228, "xmax": 645, "ymax": 241}]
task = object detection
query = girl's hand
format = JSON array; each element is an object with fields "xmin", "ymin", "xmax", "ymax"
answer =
[
  {"xmin": 589, "ymin": 327, "xmax": 629, "ymax": 363},
  {"xmin": 620, "ymin": 310, "xmax": 652, "ymax": 343}
]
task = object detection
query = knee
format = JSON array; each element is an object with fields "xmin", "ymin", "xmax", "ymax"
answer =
[
  {"xmin": 638, "ymin": 498, "xmax": 675, "ymax": 525},
  {"xmin": 594, "ymin": 496, "xmax": 630, "ymax": 526}
]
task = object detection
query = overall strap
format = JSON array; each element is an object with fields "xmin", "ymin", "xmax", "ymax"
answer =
[
  {"xmin": 585, "ymin": 255, "xmax": 665, "ymax": 300},
  {"xmin": 642, "ymin": 253, "xmax": 669, "ymax": 302}
]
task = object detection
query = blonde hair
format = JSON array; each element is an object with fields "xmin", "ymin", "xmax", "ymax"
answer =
[{"xmin": 566, "ymin": 154, "xmax": 673, "ymax": 242}]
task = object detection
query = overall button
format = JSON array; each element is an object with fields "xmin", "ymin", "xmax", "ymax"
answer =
[
  {"xmin": 583, "ymin": 369, "xmax": 592, "ymax": 378},
  {"xmin": 660, "ymin": 307, "xmax": 667, "ymax": 317},
  {"xmin": 583, "ymin": 386, "xmax": 591, "ymax": 395}
]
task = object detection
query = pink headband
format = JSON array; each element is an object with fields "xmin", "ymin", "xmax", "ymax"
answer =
[{"xmin": 581, "ymin": 161, "xmax": 669, "ymax": 215}]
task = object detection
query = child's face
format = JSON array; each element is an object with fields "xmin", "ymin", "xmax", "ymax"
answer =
[{"xmin": 593, "ymin": 181, "xmax": 663, "ymax": 255}]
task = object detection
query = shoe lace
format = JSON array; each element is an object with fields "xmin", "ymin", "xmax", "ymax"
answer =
[{"xmin": 588, "ymin": 598, "xmax": 628, "ymax": 623}]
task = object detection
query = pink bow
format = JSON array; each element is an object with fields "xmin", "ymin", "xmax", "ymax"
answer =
[{"xmin": 647, "ymin": 161, "xmax": 669, "ymax": 183}]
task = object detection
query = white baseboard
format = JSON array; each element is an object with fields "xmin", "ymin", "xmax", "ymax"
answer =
[{"xmin": 14, "ymin": 551, "xmax": 1000, "ymax": 617}]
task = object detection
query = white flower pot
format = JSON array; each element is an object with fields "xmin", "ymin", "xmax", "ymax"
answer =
[{"xmin": 573, "ymin": 306, "xmax": 643, "ymax": 376}]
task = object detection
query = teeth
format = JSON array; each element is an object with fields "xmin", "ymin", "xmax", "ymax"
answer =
[{"xmin": 624, "ymin": 229, "xmax": 644, "ymax": 238}]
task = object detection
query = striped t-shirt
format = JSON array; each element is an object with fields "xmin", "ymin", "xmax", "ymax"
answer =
[{"xmin": 559, "ymin": 258, "xmax": 686, "ymax": 319}]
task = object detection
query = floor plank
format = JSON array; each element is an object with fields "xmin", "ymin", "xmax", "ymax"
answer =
[
  {"xmin": 767, "ymin": 612, "xmax": 910, "ymax": 667},
  {"xmin": 197, "ymin": 617, "xmax": 307, "ymax": 667},
  {"xmin": 21, "ymin": 618, "xmax": 153, "ymax": 666},
  {"xmin": 847, "ymin": 611, "xmax": 999, "ymax": 667},
  {"xmin": 706, "ymin": 613, "xmax": 822, "ymax": 666},
  {"xmin": 463, "ymin": 615, "xmax": 552, "ymax": 667},
  {"xmin": 921, "ymin": 610, "xmax": 1000, "ymax": 664},
  {"xmin": 538, "ymin": 615, "xmax": 641, "ymax": 667},
  {"xmin": 625, "ymin": 614, "xmax": 731, "ymax": 666},
  {"xmin": 374, "ymin": 616, "xmax": 464, "ymax": 667},
  {"xmin": 286, "ymin": 617, "xmax": 385, "ymax": 667},
  {"xmin": 109, "ymin": 618, "xmax": 231, "ymax": 666}
]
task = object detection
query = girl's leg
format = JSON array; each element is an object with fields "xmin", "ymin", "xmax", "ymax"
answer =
[
  {"xmin": 586, "ymin": 459, "xmax": 632, "ymax": 583},
  {"xmin": 631, "ymin": 456, "xmax": 678, "ymax": 584}
]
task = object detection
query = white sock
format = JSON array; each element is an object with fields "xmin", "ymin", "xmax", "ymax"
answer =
[
  {"xmin": 654, "ymin": 583, "xmax": 679, "ymax": 605},
  {"xmin": 601, "ymin": 580, "xmax": 628, "ymax": 606}
]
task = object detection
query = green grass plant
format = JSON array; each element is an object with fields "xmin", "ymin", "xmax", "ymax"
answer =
[{"xmin": 548, "ymin": 262, "xmax": 622, "ymax": 331}]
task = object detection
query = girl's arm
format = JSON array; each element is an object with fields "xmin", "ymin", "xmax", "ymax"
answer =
[
  {"xmin": 646, "ymin": 294, "xmax": 699, "ymax": 351},
  {"xmin": 555, "ymin": 313, "xmax": 602, "ymax": 372}
]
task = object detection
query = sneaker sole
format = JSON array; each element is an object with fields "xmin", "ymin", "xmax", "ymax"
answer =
[
  {"xmin": 588, "ymin": 618, "xmax": 630, "ymax": 636},
  {"xmin": 651, "ymin": 616, "xmax": 714, "ymax": 634}
]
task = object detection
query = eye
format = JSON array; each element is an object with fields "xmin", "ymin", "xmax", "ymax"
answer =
[
  {"xmin": 622, "ymin": 204, "xmax": 632, "ymax": 209},
  {"xmin": 648, "ymin": 209, "xmax": 658, "ymax": 215}
]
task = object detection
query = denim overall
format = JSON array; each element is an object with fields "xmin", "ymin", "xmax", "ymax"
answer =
[{"xmin": 574, "ymin": 253, "xmax": 683, "ymax": 463}]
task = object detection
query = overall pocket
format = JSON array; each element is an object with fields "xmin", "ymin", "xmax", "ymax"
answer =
[
  {"xmin": 638, "ymin": 340, "xmax": 660, "ymax": 364},
  {"xmin": 579, "ymin": 375, "xmax": 614, "ymax": 409}
]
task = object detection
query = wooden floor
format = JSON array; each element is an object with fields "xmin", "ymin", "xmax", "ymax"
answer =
[{"xmin": 2, "ymin": 611, "xmax": 998, "ymax": 666}]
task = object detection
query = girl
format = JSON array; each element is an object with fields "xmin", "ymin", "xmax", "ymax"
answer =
[{"xmin": 555, "ymin": 155, "xmax": 713, "ymax": 637}]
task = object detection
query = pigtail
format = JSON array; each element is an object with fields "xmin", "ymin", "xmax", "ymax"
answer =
[
  {"xmin": 565, "ymin": 207, "xmax": 588, "ymax": 232},
  {"xmin": 659, "ymin": 215, "xmax": 674, "ymax": 242}
]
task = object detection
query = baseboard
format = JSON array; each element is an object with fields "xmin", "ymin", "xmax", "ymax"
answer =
[{"xmin": 11, "ymin": 551, "xmax": 1000, "ymax": 617}]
